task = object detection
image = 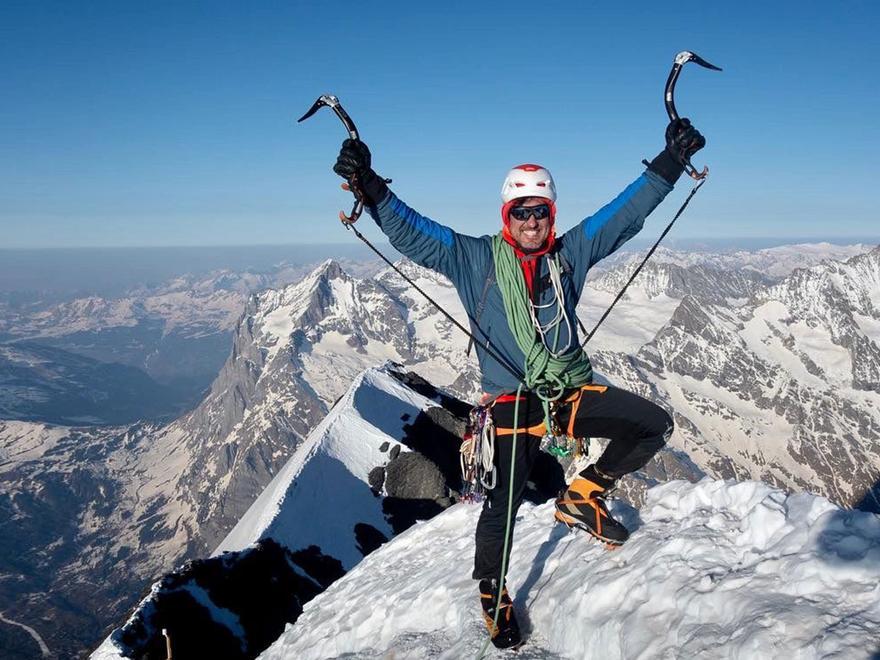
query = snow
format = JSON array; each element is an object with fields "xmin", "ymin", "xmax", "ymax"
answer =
[
  {"xmin": 261, "ymin": 479, "xmax": 880, "ymax": 660},
  {"xmin": 743, "ymin": 298, "xmax": 855, "ymax": 389},
  {"xmin": 261, "ymin": 305, "xmax": 296, "ymax": 364},
  {"xmin": 214, "ymin": 366, "xmax": 443, "ymax": 569},
  {"xmin": 610, "ymin": 243, "xmax": 875, "ymax": 278},
  {"xmin": 301, "ymin": 331, "xmax": 403, "ymax": 404},
  {"xmin": 182, "ymin": 584, "xmax": 246, "ymax": 651},
  {"xmin": 0, "ymin": 421, "xmax": 69, "ymax": 471},
  {"xmin": 854, "ymin": 313, "xmax": 880, "ymax": 344},
  {"xmin": 578, "ymin": 288, "xmax": 681, "ymax": 353}
]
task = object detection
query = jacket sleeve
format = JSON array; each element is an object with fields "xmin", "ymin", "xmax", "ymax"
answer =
[
  {"xmin": 560, "ymin": 169, "xmax": 674, "ymax": 287},
  {"xmin": 366, "ymin": 189, "xmax": 468, "ymax": 281}
]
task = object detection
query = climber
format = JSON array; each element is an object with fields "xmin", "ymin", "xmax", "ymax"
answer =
[{"xmin": 332, "ymin": 118, "xmax": 705, "ymax": 648}]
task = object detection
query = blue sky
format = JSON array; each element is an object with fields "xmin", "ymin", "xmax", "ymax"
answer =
[{"xmin": 1, "ymin": 1, "xmax": 878, "ymax": 248}]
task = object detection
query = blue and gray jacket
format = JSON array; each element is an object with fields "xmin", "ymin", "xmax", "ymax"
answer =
[{"xmin": 367, "ymin": 169, "xmax": 675, "ymax": 396}]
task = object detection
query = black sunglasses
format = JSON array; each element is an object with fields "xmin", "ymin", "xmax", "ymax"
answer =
[{"xmin": 509, "ymin": 204, "xmax": 551, "ymax": 221}]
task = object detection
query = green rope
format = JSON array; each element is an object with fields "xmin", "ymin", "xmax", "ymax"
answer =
[
  {"xmin": 476, "ymin": 384, "xmax": 522, "ymax": 660},
  {"xmin": 492, "ymin": 233, "xmax": 593, "ymax": 397},
  {"xmin": 476, "ymin": 237, "xmax": 595, "ymax": 658}
]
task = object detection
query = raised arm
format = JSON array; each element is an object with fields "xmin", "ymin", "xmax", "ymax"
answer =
[
  {"xmin": 560, "ymin": 119, "xmax": 706, "ymax": 288},
  {"xmin": 333, "ymin": 139, "xmax": 488, "ymax": 282},
  {"xmin": 333, "ymin": 138, "xmax": 481, "ymax": 281},
  {"xmin": 370, "ymin": 189, "xmax": 481, "ymax": 277},
  {"xmin": 563, "ymin": 169, "xmax": 674, "ymax": 271}
]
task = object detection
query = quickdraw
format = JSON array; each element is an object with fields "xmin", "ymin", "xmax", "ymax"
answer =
[
  {"xmin": 540, "ymin": 399, "xmax": 587, "ymax": 459},
  {"xmin": 460, "ymin": 406, "xmax": 497, "ymax": 503}
]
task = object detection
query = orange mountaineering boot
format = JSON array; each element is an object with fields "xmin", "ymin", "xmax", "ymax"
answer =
[
  {"xmin": 554, "ymin": 466, "xmax": 629, "ymax": 546},
  {"xmin": 478, "ymin": 578, "xmax": 522, "ymax": 649}
]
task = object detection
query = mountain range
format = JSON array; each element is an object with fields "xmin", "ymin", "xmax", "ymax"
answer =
[{"xmin": 1, "ymin": 242, "xmax": 878, "ymax": 658}]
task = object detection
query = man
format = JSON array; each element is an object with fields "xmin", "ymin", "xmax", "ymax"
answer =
[{"xmin": 333, "ymin": 119, "xmax": 705, "ymax": 648}]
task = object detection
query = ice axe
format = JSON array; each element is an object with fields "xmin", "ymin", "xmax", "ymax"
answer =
[
  {"xmin": 297, "ymin": 94, "xmax": 379, "ymax": 224},
  {"xmin": 664, "ymin": 51, "xmax": 722, "ymax": 180}
]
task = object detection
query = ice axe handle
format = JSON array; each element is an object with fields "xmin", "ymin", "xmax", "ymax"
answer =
[{"xmin": 331, "ymin": 104, "xmax": 363, "ymax": 224}]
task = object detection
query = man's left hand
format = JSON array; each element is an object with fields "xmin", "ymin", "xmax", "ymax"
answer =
[{"xmin": 665, "ymin": 118, "xmax": 705, "ymax": 162}]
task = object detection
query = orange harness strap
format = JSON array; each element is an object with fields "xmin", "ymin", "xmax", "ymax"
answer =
[
  {"xmin": 565, "ymin": 384, "xmax": 608, "ymax": 437},
  {"xmin": 492, "ymin": 384, "xmax": 609, "ymax": 439},
  {"xmin": 494, "ymin": 421, "xmax": 547, "ymax": 438}
]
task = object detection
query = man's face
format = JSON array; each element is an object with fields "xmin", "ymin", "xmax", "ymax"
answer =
[{"xmin": 507, "ymin": 197, "xmax": 552, "ymax": 252}]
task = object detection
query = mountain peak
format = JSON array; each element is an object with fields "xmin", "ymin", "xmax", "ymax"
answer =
[{"xmin": 311, "ymin": 258, "xmax": 346, "ymax": 281}]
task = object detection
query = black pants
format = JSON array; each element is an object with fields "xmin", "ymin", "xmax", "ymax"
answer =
[{"xmin": 472, "ymin": 385, "xmax": 673, "ymax": 582}]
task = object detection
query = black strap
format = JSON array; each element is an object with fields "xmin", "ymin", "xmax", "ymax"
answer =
[
  {"xmin": 466, "ymin": 265, "xmax": 496, "ymax": 357},
  {"xmin": 344, "ymin": 222, "xmax": 526, "ymax": 384}
]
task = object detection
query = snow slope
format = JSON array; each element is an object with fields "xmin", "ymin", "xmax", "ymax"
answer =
[
  {"xmin": 262, "ymin": 479, "xmax": 880, "ymax": 660},
  {"xmin": 90, "ymin": 364, "xmax": 473, "ymax": 660},
  {"xmin": 215, "ymin": 366, "xmax": 447, "ymax": 568}
]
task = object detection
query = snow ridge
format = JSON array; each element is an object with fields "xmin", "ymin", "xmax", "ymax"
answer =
[{"xmin": 262, "ymin": 479, "xmax": 880, "ymax": 660}]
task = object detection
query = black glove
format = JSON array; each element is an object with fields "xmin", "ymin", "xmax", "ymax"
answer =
[
  {"xmin": 666, "ymin": 118, "xmax": 705, "ymax": 162},
  {"xmin": 333, "ymin": 138, "xmax": 388, "ymax": 205},
  {"xmin": 646, "ymin": 118, "xmax": 706, "ymax": 184}
]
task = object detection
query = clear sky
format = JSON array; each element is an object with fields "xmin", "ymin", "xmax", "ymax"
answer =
[{"xmin": 1, "ymin": 1, "xmax": 878, "ymax": 248}]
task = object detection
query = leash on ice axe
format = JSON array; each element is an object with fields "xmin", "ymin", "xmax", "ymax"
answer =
[
  {"xmin": 297, "ymin": 94, "xmax": 390, "ymax": 224},
  {"xmin": 580, "ymin": 50, "xmax": 722, "ymax": 346}
]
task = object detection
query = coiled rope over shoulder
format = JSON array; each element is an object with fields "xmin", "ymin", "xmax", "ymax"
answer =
[{"xmin": 492, "ymin": 233, "xmax": 593, "ymax": 398}]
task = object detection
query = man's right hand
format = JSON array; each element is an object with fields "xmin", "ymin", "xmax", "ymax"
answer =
[{"xmin": 333, "ymin": 139, "xmax": 372, "ymax": 180}]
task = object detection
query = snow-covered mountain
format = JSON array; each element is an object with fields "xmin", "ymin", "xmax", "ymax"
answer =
[
  {"xmin": 90, "ymin": 366, "xmax": 879, "ymax": 659},
  {"xmin": 584, "ymin": 246, "xmax": 880, "ymax": 513},
  {"xmin": 91, "ymin": 364, "xmax": 700, "ymax": 660},
  {"xmin": 0, "ymin": 261, "xmax": 381, "ymax": 420},
  {"xmin": 4, "ymin": 243, "xmax": 878, "ymax": 657},
  {"xmin": 0, "ymin": 257, "xmax": 481, "ymax": 658},
  {"xmin": 260, "ymin": 479, "xmax": 880, "ymax": 659},
  {"xmin": 1, "ymin": 260, "xmax": 388, "ymax": 342},
  {"xmin": 596, "ymin": 242, "xmax": 875, "ymax": 277},
  {"xmin": 91, "ymin": 365, "xmax": 474, "ymax": 660}
]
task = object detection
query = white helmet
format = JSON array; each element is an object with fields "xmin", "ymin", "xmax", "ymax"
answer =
[{"xmin": 500, "ymin": 164, "xmax": 557, "ymax": 203}]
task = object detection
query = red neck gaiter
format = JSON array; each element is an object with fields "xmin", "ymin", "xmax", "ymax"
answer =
[{"xmin": 501, "ymin": 201, "xmax": 557, "ymax": 296}]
